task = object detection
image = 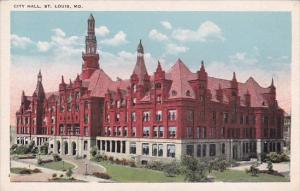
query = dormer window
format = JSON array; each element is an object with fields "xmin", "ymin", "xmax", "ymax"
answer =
[
  {"xmin": 186, "ymin": 90, "xmax": 191, "ymax": 96},
  {"xmin": 155, "ymin": 83, "xmax": 161, "ymax": 89},
  {"xmin": 171, "ymin": 90, "xmax": 177, "ymax": 96}
]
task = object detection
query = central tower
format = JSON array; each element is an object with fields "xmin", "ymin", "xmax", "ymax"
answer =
[{"xmin": 82, "ymin": 13, "xmax": 100, "ymax": 80}]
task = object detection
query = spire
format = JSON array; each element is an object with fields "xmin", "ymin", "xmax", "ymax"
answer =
[
  {"xmin": 200, "ymin": 60, "xmax": 205, "ymax": 72},
  {"xmin": 61, "ymin": 75, "xmax": 65, "ymax": 84},
  {"xmin": 38, "ymin": 69, "xmax": 42, "ymax": 82},
  {"xmin": 232, "ymin": 72, "xmax": 237, "ymax": 81},
  {"xmin": 156, "ymin": 61, "xmax": 162, "ymax": 72},
  {"xmin": 271, "ymin": 78, "xmax": 274, "ymax": 87},
  {"xmin": 76, "ymin": 74, "xmax": 80, "ymax": 81},
  {"xmin": 82, "ymin": 14, "xmax": 100, "ymax": 80},
  {"xmin": 133, "ymin": 40, "xmax": 148, "ymax": 85},
  {"xmin": 34, "ymin": 70, "xmax": 45, "ymax": 100},
  {"xmin": 137, "ymin": 39, "xmax": 144, "ymax": 54},
  {"xmin": 21, "ymin": 90, "xmax": 26, "ymax": 103}
]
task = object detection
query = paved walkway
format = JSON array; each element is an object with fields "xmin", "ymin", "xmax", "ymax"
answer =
[
  {"xmin": 229, "ymin": 162, "xmax": 290, "ymax": 177},
  {"xmin": 10, "ymin": 156, "xmax": 110, "ymax": 182}
]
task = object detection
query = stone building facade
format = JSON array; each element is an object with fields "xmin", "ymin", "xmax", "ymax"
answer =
[{"xmin": 15, "ymin": 14, "xmax": 284, "ymax": 163}]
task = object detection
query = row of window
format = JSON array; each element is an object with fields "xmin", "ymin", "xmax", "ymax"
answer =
[
  {"xmin": 105, "ymin": 110, "xmax": 176, "ymax": 123},
  {"xmin": 129, "ymin": 143, "xmax": 176, "ymax": 158}
]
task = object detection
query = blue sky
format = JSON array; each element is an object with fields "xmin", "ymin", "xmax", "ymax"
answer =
[{"xmin": 10, "ymin": 11, "xmax": 291, "ymax": 120}]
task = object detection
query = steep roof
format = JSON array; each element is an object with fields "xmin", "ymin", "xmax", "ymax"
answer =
[{"xmin": 165, "ymin": 59, "xmax": 196, "ymax": 99}]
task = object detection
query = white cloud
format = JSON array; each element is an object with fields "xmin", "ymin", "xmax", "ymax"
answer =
[
  {"xmin": 165, "ymin": 43, "xmax": 189, "ymax": 55},
  {"xmin": 229, "ymin": 52, "xmax": 258, "ymax": 66},
  {"xmin": 95, "ymin": 26, "xmax": 110, "ymax": 37},
  {"xmin": 148, "ymin": 29, "xmax": 168, "ymax": 41},
  {"xmin": 11, "ymin": 34, "xmax": 33, "ymax": 49},
  {"xmin": 37, "ymin": 41, "xmax": 52, "ymax": 52},
  {"xmin": 53, "ymin": 28, "xmax": 66, "ymax": 37},
  {"xmin": 172, "ymin": 21, "xmax": 225, "ymax": 42},
  {"xmin": 100, "ymin": 31, "xmax": 127, "ymax": 46},
  {"xmin": 160, "ymin": 21, "xmax": 172, "ymax": 30}
]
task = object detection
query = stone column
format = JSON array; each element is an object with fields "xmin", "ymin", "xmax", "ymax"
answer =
[
  {"xmin": 256, "ymin": 139, "xmax": 262, "ymax": 161},
  {"xmin": 68, "ymin": 139, "xmax": 72, "ymax": 156}
]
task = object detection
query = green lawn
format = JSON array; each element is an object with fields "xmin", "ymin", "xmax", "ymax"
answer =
[
  {"xmin": 39, "ymin": 161, "xmax": 75, "ymax": 171},
  {"xmin": 99, "ymin": 161, "xmax": 185, "ymax": 182},
  {"xmin": 98, "ymin": 162, "xmax": 289, "ymax": 183},
  {"xmin": 212, "ymin": 169, "xmax": 289, "ymax": 182}
]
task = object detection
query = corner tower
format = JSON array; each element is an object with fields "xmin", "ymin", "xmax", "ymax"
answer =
[{"xmin": 82, "ymin": 13, "xmax": 100, "ymax": 80}]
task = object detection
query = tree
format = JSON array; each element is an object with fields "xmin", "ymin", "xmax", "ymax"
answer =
[
  {"xmin": 267, "ymin": 161, "xmax": 273, "ymax": 172},
  {"xmin": 90, "ymin": 147, "xmax": 97, "ymax": 158},
  {"xmin": 163, "ymin": 161, "xmax": 180, "ymax": 177},
  {"xmin": 66, "ymin": 168, "xmax": 73, "ymax": 178},
  {"xmin": 180, "ymin": 155, "xmax": 208, "ymax": 182}
]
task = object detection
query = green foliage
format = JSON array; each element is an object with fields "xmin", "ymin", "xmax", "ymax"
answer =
[
  {"xmin": 180, "ymin": 155, "xmax": 208, "ymax": 182},
  {"xmin": 267, "ymin": 152, "xmax": 290, "ymax": 163},
  {"xmin": 90, "ymin": 147, "xmax": 97, "ymax": 158},
  {"xmin": 267, "ymin": 161, "xmax": 273, "ymax": 172},
  {"xmin": 248, "ymin": 163, "xmax": 259, "ymax": 176},
  {"xmin": 66, "ymin": 168, "xmax": 73, "ymax": 178},
  {"xmin": 163, "ymin": 161, "xmax": 181, "ymax": 177},
  {"xmin": 93, "ymin": 152, "xmax": 102, "ymax": 162},
  {"xmin": 52, "ymin": 173, "xmax": 57, "ymax": 178},
  {"xmin": 52, "ymin": 154, "xmax": 62, "ymax": 162},
  {"xmin": 37, "ymin": 158, "xmax": 43, "ymax": 165},
  {"xmin": 40, "ymin": 143, "xmax": 49, "ymax": 155},
  {"xmin": 145, "ymin": 160, "xmax": 164, "ymax": 171}
]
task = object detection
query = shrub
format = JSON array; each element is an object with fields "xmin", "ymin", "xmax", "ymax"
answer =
[
  {"xmin": 92, "ymin": 172, "xmax": 111, "ymax": 179},
  {"xmin": 90, "ymin": 147, "xmax": 97, "ymax": 158},
  {"xmin": 32, "ymin": 168, "xmax": 41, "ymax": 173},
  {"xmin": 267, "ymin": 152, "xmax": 290, "ymax": 163},
  {"xmin": 129, "ymin": 161, "xmax": 136, "ymax": 167},
  {"xmin": 52, "ymin": 173, "xmax": 57, "ymax": 178},
  {"xmin": 146, "ymin": 161, "xmax": 164, "ymax": 171},
  {"xmin": 121, "ymin": 158, "xmax": 128, "ymax": 166},
  {"xmin": 19, "ymin": 169, "xmax": 32, "ymax": 174},
  {"xmin": 66, "ymin": 168, "xmax": 73, "ymax": 178},
  {"xmin": 37, "ymin": 158, "xmax": 43, "ymax": 165},
  {"xmin": 103, "ymin": 155, "xmax": 108, "ymax": 161},
  {"xmin": 40, "ymin": 143, "xmax": 49, "ymax": 155},
  {"xmin": 108, "ymin": 156, "xmax": 114, "ymax": 163},
  {"xmin": 60, "ymin": 174, "xmax": 64, "ymax": 178},
  {"xmin": 267, "ymin": 161, "xmax": 273, "ymax": 172},
  {"xmin": 93, "ymin": 152, "xmax": 102, "ymax": 162},
  {"xmin": 248, "ymin": 164, "xmax": 259, "ymax": 176},
  {"xmin": 181, "ymin": 155, "xmax": 208, "ymax": 182},
  {"xmin": 52, "ymin": 154, "xmax": 62, "ymax": 162},
  {"xmin": 115, "ymin": 158, "xmax": 121, "ymax": 165},
  {"xmin": 10, "ymin": 144, "xmax": 18, "ymax": 153},
  {"xmin": 163, "ymin": 161, "xmax": 181, "ymax": 177}
]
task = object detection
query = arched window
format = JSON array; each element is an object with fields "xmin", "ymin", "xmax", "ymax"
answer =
[
  {"xmin": 155, "ymin": 83, "xmax": 161, "ymax": 89},
  {"xmin": 171, "ymin": 90, "xmax": 177, "ymax": 96},
  {"xmin": 186, "ymin": 90, "xmax": 191, "ymax": 96}
]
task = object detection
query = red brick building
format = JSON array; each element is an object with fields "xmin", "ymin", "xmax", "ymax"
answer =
[{"xmin": 15, "ymin": 14, "xmax": 284, "ymax": 162}]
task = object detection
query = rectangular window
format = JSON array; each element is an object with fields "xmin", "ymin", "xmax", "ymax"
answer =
[
  {"xmin": 131, "ymin": 112, "xmax": 136, "ymax": 122},
  {"xmin": 143, "ymin": 111, "xmax": 151, "ymax": 122},
  {"xmin": 186, "ymin": 145, "xmax": 194, "ymax": 156},
  {"xmin": 84, "ymin": 141, "xmax": 88, "ymax": 151},
  {"xmin": 156, "ymin": 110, "xmax": 162, "ymax": 121},
  {"xmin": 167, "ymin": 144, "xmax": 176, "ymax": 158},
  {"xmin": 197, "ymin": 144, "xmax": 201, "ymax": 157},
  {"xmin": 154, "ymin": 126, "xmax": 158, "ymax": 137},
  {"xmin": 187, "ymin": 127, "xmax": 193, "ymax": 138},
  {"xmin": 209, "ymin": 144, "xmax": 216, "ymax": 156},
  {"xmin": 143, "ymin": 127, "xmax": 150, "ymax": 137},
  {"xmin": 84, "ymin": 114, "xmax": 89, "ymax": 124},
  {"xmin": 152, "ymin": 144, "xmax": 157, "ymax": 156},
  {"xmin": 196, "ymin": 127, "xmax": 200, "ymax": 139},
  {"xmin": 159, "ymin": 126, "xmax": 164, "ymax": 137},
  {"xmin": 202, "ymin": 144, "xmax": 207, "ymax": 157},
  {"xmin": 168, "ymin": 110, "xmax": 177, "ymax": 121},
  {"xmin": 142, "ymin": 143, "xmax": 149, "ymax": 155},
  {"xmin": 168, "ymin": 127, "xmax": 176, "ymax": 138},
  {"xmin": 223, "ymin": 112, "xmax": 229, "ymax": 123},
  {"xmin": 187, "ymin": 110, "xmax": 193, "ymax": 122},
  {"xmin": 124, "ymin": 127, "xmax": 128, "ymax": 137},
  {"xmin": 158, "ymin": 144, "xmax": 163, "ymax": 157},
  {"xmin": 130, "ymin": 142, "xmax": 136, "ymax": 154},
  {"xmin": 84, "ymin": 127, "xmax": 88, "ymax": 136}
]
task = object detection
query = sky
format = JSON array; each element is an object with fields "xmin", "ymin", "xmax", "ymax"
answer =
[{"xmin": 10, "ymin": 11, "xmax": 291, "ymax": 124}]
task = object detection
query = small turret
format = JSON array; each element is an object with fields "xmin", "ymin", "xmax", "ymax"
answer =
[{"xmin": 154, "ymin": 61, "xmax": 165, "ymax": 80}]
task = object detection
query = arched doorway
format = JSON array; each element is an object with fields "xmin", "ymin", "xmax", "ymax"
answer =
[
  {"xmin": 57, "ymin": 141, "xmax": 61, "ymax": 154},
  {"xmin": 72, "ymin": 142, "xmax": 76, "ymax": 156},
  {"xmin": 64, "ymin": 141, "xmax": 68, "ymax": 155}
]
